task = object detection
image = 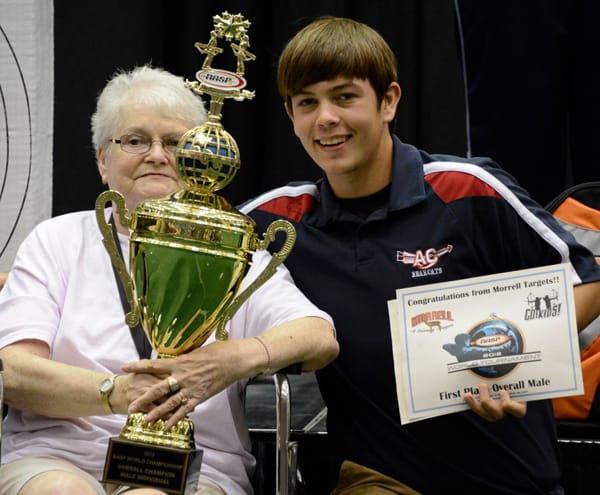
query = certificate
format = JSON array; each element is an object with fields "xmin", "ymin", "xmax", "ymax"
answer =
[{"xmin": 388, "ymin": 263, "xmax": 582, "ymax": 424}]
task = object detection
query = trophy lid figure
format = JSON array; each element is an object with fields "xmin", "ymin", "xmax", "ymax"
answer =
[{"xmin": 180, "ymin": 11, "xmax": 256, "ymax": 193}]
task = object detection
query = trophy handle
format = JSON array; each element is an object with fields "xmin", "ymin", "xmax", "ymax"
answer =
[
  {"xmin": 95, "ymin": 190, "xmax": 139, "ymax": 327},
  {"xmin": 215, "ymin": 219, "xmax": 296, "ymax": 340}
]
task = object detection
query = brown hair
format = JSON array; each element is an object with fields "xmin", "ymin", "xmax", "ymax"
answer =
[{"xmin": 277, "ymin": 17, "xmax": 398, "ymax": 105}]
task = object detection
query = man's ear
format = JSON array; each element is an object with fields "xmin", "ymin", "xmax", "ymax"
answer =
[
  {"xmin": 284, "ymin": 100, "xmax": 294, "ymax": 122},
  {"xmin": 381, "ymin": 82, "xmax": 401, "ymax": 123}
]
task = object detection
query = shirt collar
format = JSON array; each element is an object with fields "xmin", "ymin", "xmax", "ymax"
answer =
[{"xmin": 313, "ymin": 135, "xmax": 427, "ymax": 226}]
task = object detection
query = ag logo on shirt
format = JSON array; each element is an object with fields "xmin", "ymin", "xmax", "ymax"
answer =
[{"xmin": 396, "ymin": 244, "xmax": 452, "ymax": 278}]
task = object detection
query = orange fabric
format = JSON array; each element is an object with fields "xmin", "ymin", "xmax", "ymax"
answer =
[
  {"xmin": 553, "ymin": 197, "xmax": 600, "ymax": 231},
  {"xmin": 553, "ymin": 309, "xmax": 600, "ymax": 420},
  {"xmin": 553, "ymin": 339, "xmax": 600, "ymax": 419},
  {"xmin": 551, "ymin": 192, "xmax": 600, "ymax": 419},
  {"xmin": 553, "ymin": 331, "xmax": 600, "ymax": 419}
]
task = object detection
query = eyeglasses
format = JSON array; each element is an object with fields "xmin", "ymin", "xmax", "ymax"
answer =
[{"xmin": 110, "ymin": 134, "xmax": 181, "ymax": 155}]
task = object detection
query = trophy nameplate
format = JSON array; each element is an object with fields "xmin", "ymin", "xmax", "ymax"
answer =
[{"xmin": 103, "ymin": 438, "xmax": 200, "ymax": 494}]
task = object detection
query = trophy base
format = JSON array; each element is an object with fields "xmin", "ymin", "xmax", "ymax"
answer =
[{"xmin": 103, "ymin": 437, "xmax": 201, "ymax": 495}]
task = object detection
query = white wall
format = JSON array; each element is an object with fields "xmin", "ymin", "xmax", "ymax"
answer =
[{"xmin": 0, "ymin": 0, "xmax": 53, "ymax": 270}]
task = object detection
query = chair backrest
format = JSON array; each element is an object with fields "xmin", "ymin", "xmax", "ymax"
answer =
[
  {"xmin": 549, "ymin": 182, "xmax": 600, "ymax": 420},
  {"xmin": 546, "ymin": 182, "xmax": 600, "ymax": 264}
]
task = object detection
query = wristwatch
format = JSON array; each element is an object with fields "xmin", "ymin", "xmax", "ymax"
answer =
[{"xmin": 99, "ymin": 375, "xmax": 118, "ymax": 414}]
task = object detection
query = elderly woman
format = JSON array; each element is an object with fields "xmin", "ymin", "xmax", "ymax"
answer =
[{"xmin": 0, "ymin": 66, "xmax": 338, "ymax": 495}]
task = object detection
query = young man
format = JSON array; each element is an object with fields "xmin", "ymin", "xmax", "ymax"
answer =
[{"xmin": 241, "ymin": 16, "xmax": 600, "ymax": 494}]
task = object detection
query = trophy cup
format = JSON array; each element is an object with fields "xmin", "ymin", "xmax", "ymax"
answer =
[{"xmin": 96, "ymin": 12, "xmax": 295, "ymax": 494}]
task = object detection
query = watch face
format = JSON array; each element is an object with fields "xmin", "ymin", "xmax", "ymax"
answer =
[{"xmin": 100, "ymin": 378, "xmax": 113, "ymax": 393}]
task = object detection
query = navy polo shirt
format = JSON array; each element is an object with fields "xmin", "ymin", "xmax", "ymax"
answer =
[{"xmin": 240, "ymin": 136, "xmax": 600, "ymax": 493}]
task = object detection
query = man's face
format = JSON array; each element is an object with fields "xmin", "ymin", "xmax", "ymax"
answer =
[{"xmin": 286, "ymin": 77, "xmax": 400, "ymax": 197}]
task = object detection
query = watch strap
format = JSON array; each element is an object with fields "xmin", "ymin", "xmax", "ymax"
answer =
[{"xmin": 100, "ymin": 375, "xmax": 117, "ymax": 414}]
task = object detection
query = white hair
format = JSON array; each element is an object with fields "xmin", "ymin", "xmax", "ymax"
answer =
[{"xmin": 91, "ymin": 65, "xmax": 207, "ymax": 153}]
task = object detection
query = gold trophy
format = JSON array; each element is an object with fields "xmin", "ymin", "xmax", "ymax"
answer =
[{"xmin": 96, "ymin": 12, "xmax": 295, "ymax": 494}]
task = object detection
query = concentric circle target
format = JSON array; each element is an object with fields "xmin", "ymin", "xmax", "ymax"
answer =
[{"xmin": 0, "ymin": 23, "xmax": 32, "ymax": 260}]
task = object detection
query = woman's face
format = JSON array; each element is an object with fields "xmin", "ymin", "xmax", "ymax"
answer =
[{"xmin": 97, "ymin": 107, "xmax": 191, "ymax": 212}]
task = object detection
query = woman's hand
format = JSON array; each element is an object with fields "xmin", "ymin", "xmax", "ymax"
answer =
[
  {"xmin": 121, "ymin": 317, "xmax": 337, "ymax": 428},
  {"xmin": 109, "ymin": 372, "xmax": 165, "ymax": 415},
  {"xmin": 122, "ymin": 339, "xmax": 249, "ymax": 428}
]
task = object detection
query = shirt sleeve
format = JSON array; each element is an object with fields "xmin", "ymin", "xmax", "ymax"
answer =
[
  {"xmin": 226, "ymin": 249, "xmax": 334, "ymax": 340},
  {"xmin": 0, "ymin": 219, "xmax": 65, "ymax": 349}
]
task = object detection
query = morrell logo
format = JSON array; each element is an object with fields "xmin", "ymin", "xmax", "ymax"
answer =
[
  {"xmin": 411, "ymin": 310, "xmax": 454, "ymax": 333},
  {"xmin": 196, "ymin": 69, "xmax": 247, "ymax": 90}
]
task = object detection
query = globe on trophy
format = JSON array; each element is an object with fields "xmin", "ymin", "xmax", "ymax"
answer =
[{"xmin": 95, "ymin": 12, "xmax": 295, "ymax": 494}]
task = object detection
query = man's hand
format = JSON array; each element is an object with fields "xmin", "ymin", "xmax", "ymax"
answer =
[{"xmin": 464, "ymin": 382, "xmax": 527, "ymax": 421}]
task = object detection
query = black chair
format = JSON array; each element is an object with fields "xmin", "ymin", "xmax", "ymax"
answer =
[
  {"xmin": 246, "ymin": 370, "xmax": 336, "ymax": 495},
  {"xmin": 557, "ymin": 420, "xmax": 600, "ymax": 494}
]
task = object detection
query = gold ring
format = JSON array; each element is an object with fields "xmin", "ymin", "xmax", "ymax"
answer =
[
  {"xmin": 179, "ymin": 392, "xmax": 189, "ymax": 406},
  {"xmin": 167, "ymin": 376, "xmax": 181, "ymax": 394}
]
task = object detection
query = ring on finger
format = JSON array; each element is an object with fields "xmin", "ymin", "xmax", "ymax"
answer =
[
  {"xmin": 179, "ymin": 392, "xmax": 189, "ymax": 406},
  {"xmin": 167, "ymin": 376, "xmax": 181, "ymax": 394}
]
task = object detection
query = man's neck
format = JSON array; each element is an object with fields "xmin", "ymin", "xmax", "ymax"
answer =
[{"xmin": 328, "ymin": 136, "xmax": 394, "ymax": 199}]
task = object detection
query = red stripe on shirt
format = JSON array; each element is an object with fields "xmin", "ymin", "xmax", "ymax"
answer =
[
  {"xmin": 257, "ymin": 194, "xmax": 317, "ymax": 222},
  {"xmin": 426, "ymin": 171, "xmax": 502, "ymax": 203}
]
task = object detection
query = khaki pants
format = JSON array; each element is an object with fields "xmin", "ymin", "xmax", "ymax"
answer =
[
  {"xmin": 0, "ymin": 455, "xmax": 226, "ymax": 495},
  {"xmin": 332, "ymin": 461, "xmax": 422, "ymax": 495}
]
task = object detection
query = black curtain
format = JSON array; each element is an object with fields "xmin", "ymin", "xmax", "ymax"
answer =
[
  {"xmin": 52, "ymin": 0, "xmax": 466, "ymax": 215},
  {"xmin": 457, "ymin": 0, "xmax": 600, "ymax": 207}
]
